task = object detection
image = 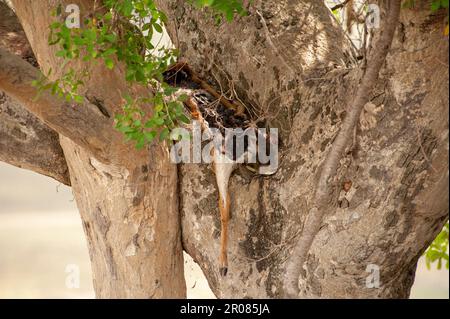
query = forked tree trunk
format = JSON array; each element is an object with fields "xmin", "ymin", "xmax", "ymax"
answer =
[
  {"xmin": 0, "ymin": 0, "xmax": 448, "ymax": 299},
  {"xmin": 9, "ymin": 0, "xmax": 186, "ymax": 298},
  {"xmin": 157, "ymin": 0, "xmax": 449, "ymax": 298}
]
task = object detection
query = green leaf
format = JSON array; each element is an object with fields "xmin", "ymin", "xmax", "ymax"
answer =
[
  {"xmin": 104, "ymin": 12, "xmax": 113, "ymax": 21},
  {"xmin": 431, "ymin": 1, "xmax": 441, "ymax": 11},
  {"xmin": 164, "ymin": 86, "xmax": 178, "ymax": 95},
  {"xmin": 50, "ymin": 22, "xmax": 62, "ymax": 29},
  {"xmin": 56, "ymin": 4, "xmax": 62, "ymax": 16},
  {"xmin": 153, "ymin": 23, "xmax": 163, "ymax": 33},
  {"xmin": 145, "ymin": 130, "xmax": 157, "ymax": 142},
  {"xmin": 83, "ymin": 28, "xmax": 97, "ymax": 42},
  {"xmin": 125, "ymin": 68, "xmax": 136, "ymax": 81},
  {"xmin": 122, "ymin": 0, "xmax": 134, "ymax": 16},
  {"xmin": 103, "ymin": 34, "xmax": 117, "ymax": 43},
  {"xmin": 178, "ymin": 94, "xmax": 189, "ymax": 102},
  {"xmin": 178, "ymin": 113, "xmax": 191, "ymax": 124},
  {"xmin": 104, "ymin": 57, "xmax": 114, "ymax": 70},
  {"xmin": 117, "ymin": 125, "xmax": 134, "ymax": 134},
  {"xmin": 424, "ymin": 222, "xmax": 449, "ymax": 270},
  {"xmin": 159, "ymin": 128, "xmax": 170, "ymax": 141},
  {"xmin": 135, "ymin": 136, "xmax": 147, "ymax": 150},
  {"xmin": 55, "ymin": 50, "xmax": 67, "ymax": 58},
  {"xmin": 102, "ymin": 48, "xmax": 117, "ymax": 57},
  {"xmin": 74, "ymin": 95, "xmax": 84, "ymax": 104}
]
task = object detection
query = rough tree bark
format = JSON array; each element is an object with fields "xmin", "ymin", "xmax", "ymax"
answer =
[
  {"xmin": 157, "ymin": 0, "xmax": 449, "ymax": 298},
  {"xmin": 2, "ymin": 0, "xmax": 186, "ymax": 298},
  {"xmin": 0, "ymin": 0, "xmax": 448, "ymax": 299},
  {"xmin": 0, "ymin": 1, "xmax": 69, "ymax": 185}
]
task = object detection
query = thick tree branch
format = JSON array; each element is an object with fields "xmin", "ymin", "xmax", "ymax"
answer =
[
  {"xmin": 0, "ymin": 1, "xmax": 36, "ymax": 66},
  {"xmin": 0, "ymin": 92, "xmax": 70, "ymax": 185},
  {"xmin": 4, "ymin": 0, "xmax": 186, "ymax": 298},
  {"xmin": 0, "ymin": 47, "xmax": 115, "ymax": 163},
  {"xmin": 0, "ymin": 0, "xmax": 69, "ymax": 184},
  {"xmin": 283, "ymin": 0, "xmax": 402, "ymax": 298}
]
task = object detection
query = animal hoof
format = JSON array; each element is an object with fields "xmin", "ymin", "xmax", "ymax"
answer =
[{"xmin": 219, "ymin": 267, "xmax": 228, "ymax": 277}]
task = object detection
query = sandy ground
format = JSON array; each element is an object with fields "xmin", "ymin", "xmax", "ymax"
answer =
[
  {"xmin": 0, "ymin": 162, "xmax": 447, "ymax": 299},
  {"xmin": 0, "ymin": 210, "xmax": 214, "ymax": 298}
]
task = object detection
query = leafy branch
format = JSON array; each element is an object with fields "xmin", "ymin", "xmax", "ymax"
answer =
[
  {"xmin": 425, "ymin": 222, "xmax": 449, "ymax": 270},
  {"xmin": 34, "ymin": 0, "xmax": 244, "ymax": 148}
]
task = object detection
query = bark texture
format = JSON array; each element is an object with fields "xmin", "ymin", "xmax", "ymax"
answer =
[
  {"xmin": 0, "ymin": 91, "xmax": 70, "ymax": 185},
  {"xmin": 0, "ymin": 0, "xmax": 448, "ymax": 299},
  {"xmin": 158, "ymin": 0, "xmax": 449, "ymax": 298},
  {"xmin": 7, "ymin": 0, "xmax": 186, "ymax": 298},
  {"xmin": 0, "ymin": 1, "xmax": 69, "ymax": 184},
  {"xmin": 284, "ymin": 0, "xmax": 402, "ymax": 298},
  {"xmin": 0, "ymin": 47, "xmax": 117, "ymax": 163}
]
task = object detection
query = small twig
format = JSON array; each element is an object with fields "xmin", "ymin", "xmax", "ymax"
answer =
[
  {"xmin": 435, "ymin": 58, "xmax": 449, "ymax": 67},
  {"xmin": 212, "ymin": 62, "xmax": 235, "ymax": 101},
  {"xmin": 255, "ymin": 10, "xmax": 298, "ymax": 78},
  {"xmin": 361, "ymin": 16, "xmax": 368, "ymax": 70},
  {"xmin": 415, "ymin": 125, "xmax": 438, "ymax": 173},
  {"xmin": 168, "ymin": 62, "xmax": 246, "ymax": 115}
]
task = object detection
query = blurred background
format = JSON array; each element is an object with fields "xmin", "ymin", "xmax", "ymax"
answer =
[{"xmin": 0, "ymin": 161, "xmax": 448, "ymax": 299}]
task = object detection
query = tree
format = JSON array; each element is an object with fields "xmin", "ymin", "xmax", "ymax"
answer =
[{"xmin": 0, "ymin": 0, "xmax": 448, "ymax": 298}]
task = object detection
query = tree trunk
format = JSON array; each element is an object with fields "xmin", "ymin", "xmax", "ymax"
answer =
[
  {"xmin": 1, "ymin": 0, "xmax": 448, "ymax": 299},
  {"xmin": 158, "ymin": 0, "xmax": 449, "ymax": 298},
  {"xmin": 0, "ymin": 1, "xmax": 69, "ymax": 185},
  {"xmin": 9, "ymin": 0, "xmax": 186, "ymax": 298}
]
